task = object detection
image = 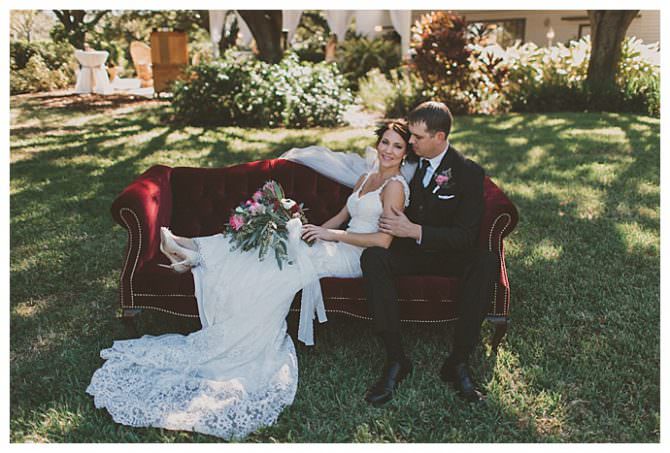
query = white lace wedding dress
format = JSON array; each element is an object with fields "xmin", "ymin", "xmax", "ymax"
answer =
[{"xmin": 87, "ymin": 171, "xmax": 409, "ymax": 440}]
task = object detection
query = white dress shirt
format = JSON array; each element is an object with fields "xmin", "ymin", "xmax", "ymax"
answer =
[{"xmin": 421, "ymin": 142, "xmax": 449, "ymax": 188}]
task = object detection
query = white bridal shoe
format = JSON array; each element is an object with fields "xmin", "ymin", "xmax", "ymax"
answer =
[{"xmin": 158, "ymin": 227, "xmax": 199, "ymax": 273}]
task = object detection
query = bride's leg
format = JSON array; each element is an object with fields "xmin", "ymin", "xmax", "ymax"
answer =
[
  {"xmin": 160, "ymin": 228, "xmax": 200, "ymax": 271},
  {"xmin": 173, "ymin": 236, "xmax": 197, "ymax": 251},
  {"xmin": 163, "ymin": 228, "xmax": 198, "ymax": 251}
]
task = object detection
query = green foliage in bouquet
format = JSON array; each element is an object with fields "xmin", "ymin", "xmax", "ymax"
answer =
[{"xmin": 224, "ymin": 180, "xmax": 309, "ymax": 270}]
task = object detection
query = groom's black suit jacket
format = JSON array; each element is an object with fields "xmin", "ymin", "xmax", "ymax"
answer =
[
  {"xmin": 396, "ymin": 145, "xmax": 485, "ymax": 254},
  {"xmin": 365, "ymin": 144, "xmax": 493, "ymax": 358}
]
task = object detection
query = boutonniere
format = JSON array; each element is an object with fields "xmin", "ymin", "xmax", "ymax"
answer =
[{"xmin": 432, "ymin": 168, "xmax": 454, "ymax": 193}]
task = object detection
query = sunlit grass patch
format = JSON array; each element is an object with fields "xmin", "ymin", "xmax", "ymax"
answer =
[
  {"xmin": 616, "ymin": 222, "xmax": 659, "ymax": 255},
  {"xmin": 9, "ymin": 99, "xmax": 659, "ymax": 442}
]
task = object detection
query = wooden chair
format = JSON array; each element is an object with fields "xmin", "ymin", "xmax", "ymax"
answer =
[
  {"xmin": 150, "ymin": 31, "xmax": 189, "ymax": 94},
  {"xmin": 130, "ymin": 41, "xmax": 153, "ymax": 88}
]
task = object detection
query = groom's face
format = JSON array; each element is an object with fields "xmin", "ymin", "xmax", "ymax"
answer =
[{"xmin": 409, "ymin": 122, "xmax": 447, "ymax": 159}]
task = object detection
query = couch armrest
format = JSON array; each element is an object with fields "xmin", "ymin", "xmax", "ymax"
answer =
[
  {"xmin": 479, "ymin": 177, "xmax": 519, "ymax": 318},
  {"xmin": 111, "ymin": 165, "xmax": 174, "ymax": 272},
  {"xmin": 479, "ymin": 177, "xmax": 519, "ymax": 254}
]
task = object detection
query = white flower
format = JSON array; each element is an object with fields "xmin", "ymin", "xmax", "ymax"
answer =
[{"xmin": 281, "ymin": 198, "xmax": 297, "ymax": 210}]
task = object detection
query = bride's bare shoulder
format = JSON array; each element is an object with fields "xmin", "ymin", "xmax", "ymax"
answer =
[
  {"xmin": 381, "ymin": 177, "xmax": 410, "ymax": 207},
  {"xmin": 381, "ymin": 179, "xmax": 404, "ymax": 198}
]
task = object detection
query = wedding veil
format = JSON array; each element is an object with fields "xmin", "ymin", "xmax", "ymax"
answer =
[{"xmin": 280, "ymin": 145, "xmax": 417, "ymax": 187}]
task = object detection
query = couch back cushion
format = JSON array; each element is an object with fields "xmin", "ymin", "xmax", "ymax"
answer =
[
  {"xmin": 169, "ymin": 159, "xmax": 515, "ymax": 249},
  {"xmin": 169, "ymin": 159, "xmax": 352, "ymax": 237}
]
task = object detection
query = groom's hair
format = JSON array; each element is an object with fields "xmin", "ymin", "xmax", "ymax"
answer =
[{"xmin": 408, "ymin": 101, "xmax": 453, "ymax": 138}]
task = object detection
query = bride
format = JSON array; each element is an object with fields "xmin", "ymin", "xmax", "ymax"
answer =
[{"xmin": 87, "ymin": 120, "xmax": 415, "ymax": 439}]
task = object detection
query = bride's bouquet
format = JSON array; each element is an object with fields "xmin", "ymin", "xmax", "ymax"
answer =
[{"xmin": 224, "ymin": 180, "xmax": 309, "ymax": 270}]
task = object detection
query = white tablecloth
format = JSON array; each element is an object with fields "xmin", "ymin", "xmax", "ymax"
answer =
[{"xmin": 74, "ymin": 50, "xmax": 113, "ymax": 95}]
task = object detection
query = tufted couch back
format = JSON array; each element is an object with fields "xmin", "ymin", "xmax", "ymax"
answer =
[
  {"xmin": 113, "ymin": 158, "xmax": 517, "ymax": 345},
  {"xmin": 169, "ymin": 159, "xmax": 353, "ymax": 238}
]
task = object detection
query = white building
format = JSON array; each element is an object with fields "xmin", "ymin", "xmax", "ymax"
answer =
[{"xmin": 210, "ymin": 10, "xmax": 660, "ymax": 57}]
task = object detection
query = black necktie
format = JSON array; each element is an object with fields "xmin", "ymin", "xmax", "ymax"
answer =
[{"xmin": 416, "ymin": 159, "xmax": 430, "ymax": 188}]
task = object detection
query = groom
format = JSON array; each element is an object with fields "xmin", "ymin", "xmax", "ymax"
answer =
[{"xmin": 360, "ymin": 101, "xmax": 498, "ymax": 405}]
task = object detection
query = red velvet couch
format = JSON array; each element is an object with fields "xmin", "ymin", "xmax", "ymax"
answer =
[{"xmin": 111, "ymin": 158, "xmax": 519, "ymax": 350}]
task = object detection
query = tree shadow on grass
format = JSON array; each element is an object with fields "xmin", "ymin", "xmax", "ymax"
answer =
[
  {"xmin": 10, "ymin": 92, "xmax": 169, "ymax": 127},
  {"xmin": 464, "ymin": 112, "xmax": 660, "ymax": 441},
  {"xmin": 9, "ymin": 107, "xmax": 659, "ymax": 442}
]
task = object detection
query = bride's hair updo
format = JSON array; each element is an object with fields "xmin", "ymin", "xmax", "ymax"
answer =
[{"xmin": 374, "ymin": 119, "xmax": 418, "ymax": 162}]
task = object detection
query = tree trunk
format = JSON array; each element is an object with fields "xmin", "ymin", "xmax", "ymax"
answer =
[
  {"xmin": 237, "ymin": 10, "xmax": 283, "ymax": 63},
  {"xmin": 195, "ymin": 9, "xmax": 210, "ymax": 33},
  {"xmin": 586, "ymin": 10, "xmax": 638, "ymax": 103},
  {"xmin": 219, "ymin": 12, "xmax": 240, "ymax": 55},
  {"xmin": 53, "ymin": 9, "xmax": 110, "ymax": 49}
]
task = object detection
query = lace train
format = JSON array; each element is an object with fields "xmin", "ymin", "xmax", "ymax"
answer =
[
  {"xmin": 87, "ymin": 324, "xmax": 298, "ymax": 439},
  {"xmin": 87, "ymin": 169, "xmax": 409, "ymax": 439}
]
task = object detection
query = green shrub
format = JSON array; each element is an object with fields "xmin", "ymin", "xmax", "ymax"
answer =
[
  {"xmin": 410, "ymin": 12, "xmax": 472, "ymax": 87},
  {"xmin": 463, "ymin": 46, "xmax": 511, "ymax": 114},
  {"xmin": 10, "ymin": 53, "xmax": 73, "ymax": 94},
  {"xmin": 383, "ymin": 70, "xmax": 436, "ymax": 118},
  {"xmin": 503, "ymin": 39, "xmax": 590, "ymax": 112},
  {"xmin": 336, "ymin": 32, "xmax": 401, "ymax": 92},
  {"xmin": 357, "ymin": 68, "xmax": 395, "ymax": 114},
  {"xmin": 409, "ymin": 12, "xmax": 509, "ymax": 114},
  {"xmin": 10, "ymin": 40, "xmax": 76, "ymax": 94},
  {"xmin": 10, "ymin": 41, "xmax": 40, "ymax": 70},
  {"xmin": 172, "ymin": 54, "xmax": 272, "ymax": 127},
  {"xmin": 269, "ymin": 54, "xmax": 353, "ymax": 127},
  {"xmin": 503, "ymin": 36, "xmax": 659, "ymax": 116},
  {"xmin": 617, "ymin": 37, "xmax": 660, "ymax": 116},
  {"xmin": 171, "ymin": 51, "xmax": 353, "ymax": 128},
  {"xmin": 291, "ymin": 11, "xmax": 330, "ymax": 63},
  {"xmin": 357, "ymin": 67, "xmax": 434, "ymax": 118},
  {"xmin": 85, "ymin": 37, "xmax": 126, "ymax": 68},
  {"xmin": 11, "ymin": 40, "xmax": 75, "ymax": 72},
  {"xmin": 618, "ymin": 71, "xmax": 659, "ymax": 117}
]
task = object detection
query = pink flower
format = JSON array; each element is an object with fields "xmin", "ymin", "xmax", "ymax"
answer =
[
  {"xmin": 248, "ymin": 201, "xmax": 265, "ymax": 215},
  {"xmin": 263, "ymin": 181, "xmax": 277, "ymax": 196},
  {"xmin": 252, "ymin": 190, "xmax": 263, "ymax": 202},
  {"xmin": 229, "ymin": 214, "xmax": 246, "ymax": 231},
  {"xmin": 435, "ymin": 174, "xmax": 449, "ymax": 186}
]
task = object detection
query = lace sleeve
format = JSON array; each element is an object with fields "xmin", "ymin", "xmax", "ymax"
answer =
[{"xmin": 388, "ymin": 175, "xmax": 411, "ymax": 208}]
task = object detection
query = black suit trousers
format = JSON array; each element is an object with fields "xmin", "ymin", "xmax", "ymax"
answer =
[{"xmin": 360, "ymin": 245, "xmax": 498, "ymax": 363}]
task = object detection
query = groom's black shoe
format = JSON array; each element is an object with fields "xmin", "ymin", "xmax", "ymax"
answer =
[
  {"xmin": 364, "ymin": 360, "xmax": 412, "ymax": 406},
  {"xmin": 440, "ymin": 361, "xmax": 484, "ymax": 403}
]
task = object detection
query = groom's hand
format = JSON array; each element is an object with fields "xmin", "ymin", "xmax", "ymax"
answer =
[{"xmin": 379, "ymin": 206, "xmax": 421, "ymax": 240}]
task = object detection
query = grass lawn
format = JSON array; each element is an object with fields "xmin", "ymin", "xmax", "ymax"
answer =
[{"xmin": 10, "ymin": 92, "xmax": 660, "ymax": 442}]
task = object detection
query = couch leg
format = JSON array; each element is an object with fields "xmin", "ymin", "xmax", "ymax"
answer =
[
  {"xmin": 121, "ymin": 308, "xmax": 142, "ymax": 337},
  {"xmin": 490, "ymin": 319, "xmax": 508, "ymax": 354}
]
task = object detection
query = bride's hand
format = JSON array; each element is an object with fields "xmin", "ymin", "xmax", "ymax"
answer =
[{"xmin": 301, "ymin": 224, "xmax": 339, "ymax": 242}]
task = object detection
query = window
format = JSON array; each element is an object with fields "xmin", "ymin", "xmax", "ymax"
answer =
[{"xmin": 467, "ymin": 18, "xmax": 526, "ymax": 47}]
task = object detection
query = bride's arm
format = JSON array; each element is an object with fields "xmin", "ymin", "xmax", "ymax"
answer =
[
  {"xmin": 320, "ymin": 205, "xmax": 350, "ymax": 229},
  {"xmin": 302, "ymin": 180, "xmax": 406, "ymax": 249}
]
